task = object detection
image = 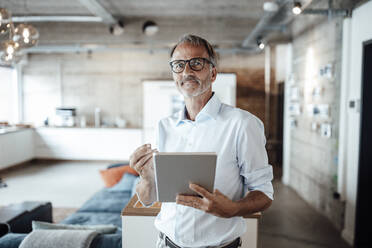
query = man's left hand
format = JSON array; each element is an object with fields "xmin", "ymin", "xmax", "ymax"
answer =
[{"xmin": 176, "ymin": 183, "xmax": 239, "ymax": 218}]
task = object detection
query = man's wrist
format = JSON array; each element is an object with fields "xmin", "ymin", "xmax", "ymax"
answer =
[{"xmin": 231, "ymin": 201, "xmax": 242, "ymax": 217}]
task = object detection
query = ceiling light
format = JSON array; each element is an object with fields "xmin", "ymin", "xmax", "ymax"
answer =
[
  {"xmin": 257, "ymin": 37, "xmax": 265, "ymax": 50},
  {"xmin": 263, "ymin": 2, "xmax": 279, "ymax": 12},
  {"xmin": 292, "ymin": 2, "xmax": 302, "ymax": 15},
  {"xmin": 143, "ymin": 21, "xmax": 159, "ymax": 36},
  {"xmin": 13, "ymin": 24, "xmax": 39, "ymax": 48},
  {"xmin": 0, "ymin": 8, "xmax": 12, "ymax": 34},
  {"xmin": 109, "ymin": 20, "xmax": 124, "ymax": 36}
]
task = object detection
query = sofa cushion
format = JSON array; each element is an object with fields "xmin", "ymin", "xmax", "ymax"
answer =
[
  {"xmin": 106, "ymin": 163, "xmax": 129, "ymax": 169},
  {"xmin": 90, "ymin": 233, "xmax": 121, "ymax": 248},
  {"xmin": 60, "ymin": 212, "xmax": 122, "ymax": 229},
  {"xmin": 0, "ymin": 232, "xmax": 122, "ymax": 248},
  {"xmin": 99, "ymin": 166, "xmax": 138, "ymax": 187},
  {"xmin": 0, "ymin": 233, "xmax": 27, "ymax": 248},
  {"xmin": 108, "ymin": 173, "xmax": 139, "ymax": 193},
  {"xmin": 32, "ymin": 221, "xmax": 117, "ymax": 234},
  {"xmin": 78, "ymin": 189, "xmax": 131, "ymax": 214}
]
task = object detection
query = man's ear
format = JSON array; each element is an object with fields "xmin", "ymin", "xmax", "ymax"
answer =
[{"xmin": 211, "ymin": 67, "xmax": 217, "ymax": 83}]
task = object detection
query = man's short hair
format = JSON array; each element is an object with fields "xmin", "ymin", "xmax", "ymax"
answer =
[{"xmin": 170, "ymin": 34, "xmax": 217, "ymax": 66}]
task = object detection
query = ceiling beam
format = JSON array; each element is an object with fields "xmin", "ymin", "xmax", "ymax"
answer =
[
  {"xmin": 12, "ymin": 16, "xmax": 103, "ymax": 23},
  {"xmin": 78, "ymin": 0, "xmax": 116, "ymax": 24}
]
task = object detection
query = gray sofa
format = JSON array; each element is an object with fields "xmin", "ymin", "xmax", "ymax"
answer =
[{"xmin": 0, "ymin": 168, "xmax": 139, "ymax": 248}]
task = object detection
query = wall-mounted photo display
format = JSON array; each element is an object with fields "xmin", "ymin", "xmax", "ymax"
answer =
[
  {"xmin": 306, "ymin": 104, "xmax": 330, "ymax": 118},
  {"xmin": 320, "ymin": 123, "xmax": 332, "ymax": 138},
  {"xmin": 290, "ymin": 86, "xmax": 300, "ymax": 101},
  {"xmin": 312, "ymin": 86, "xmax": 323, "ymax": 98},
  {"xmin": 290, "ymin": 118, "xmax": 298, "ymax": 129},
  {"xmin": 289, "ymin": 103, "xmax": 301, "ymax": 116},
  {"xmin": 319, "ymin": 63, "xmax": 334, "ymax": 79}
]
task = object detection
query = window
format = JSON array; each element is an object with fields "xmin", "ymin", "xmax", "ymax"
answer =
[{"xmin": 0, "ymin": 66, "xmax": 18, "ymax": 124}]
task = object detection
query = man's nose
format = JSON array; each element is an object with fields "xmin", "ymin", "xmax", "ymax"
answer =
[{"xmin": 183, "ymin": 61, "xmax": 194, "ymax": 75}]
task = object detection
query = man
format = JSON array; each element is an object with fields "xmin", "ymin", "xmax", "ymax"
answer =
[{"xmin": 130, "ymin": 34, "xmax": 274, "ymax": 248}]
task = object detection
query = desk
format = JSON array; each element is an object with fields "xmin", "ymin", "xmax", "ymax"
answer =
[{"xmin": 122, "ymin": 195, "xmax": 261, "ymax": 248}]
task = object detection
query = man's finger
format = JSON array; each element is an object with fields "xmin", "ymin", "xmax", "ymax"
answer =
[
  {"xmin": 134, "ymin": 152, "xmax": 153, "ymax": 172},
  {"xmin": 130, "ymin": 144, "xmax": 152, "ymax": 165},
  {"xmin": 131, "ymin": 147, "xmax": 155, "ymax": 169},
  {"xmin": 176, "ymin": 195, "xmax": 205, "ymax": 210},
  {"xmin": 189, "ymin": 183, "xmax": 213, "ymax": 200}
]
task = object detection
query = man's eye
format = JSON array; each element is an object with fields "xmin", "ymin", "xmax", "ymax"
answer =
[
  {"xmin": 191, "ymin": 59, "xmax": 202, "ymax": 66},
  {"xmin": 175, "ymin": 63, "xmax": 185, "ymax": 69}
]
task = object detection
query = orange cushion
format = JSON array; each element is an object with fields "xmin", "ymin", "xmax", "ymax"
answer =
[{"xmin": 100, "ymin": 165, "xmax": 139, "ymax": 187}]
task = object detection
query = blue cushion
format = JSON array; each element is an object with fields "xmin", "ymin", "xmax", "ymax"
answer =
[
  {"xmin": 90, "ymin": 233, "xmax": 121, "ymax": 248},
  {"xmin": 109, "ymin": 173, "xmax": 139, "ymax": 193},
  {"xmin": 107, "ymin": 163, "xmax": 129, "ymax": 169},
  {"xmin": 0, "ymin": 233, "xmax": 27, "ymax": 248},
  {"xmin": 60, "ymin": 212, "xmax": 122, "ymax": 229},
  {"xmin": 78, "ymin": 189, "xmax": 131, "ymax": 213}
]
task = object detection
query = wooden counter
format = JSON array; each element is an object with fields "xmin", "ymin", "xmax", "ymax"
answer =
[
  {"xmin": 122, "ymin": 194, "xmax": 261, "ymax": 219},
  {"xmin": 122, "ymin": 194, "xmax": 261, "ymax": 248}
]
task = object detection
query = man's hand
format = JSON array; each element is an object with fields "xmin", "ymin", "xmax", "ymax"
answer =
[
  {"xmin": 129, "ymin": 144, "xmax": 157, "ymax": 180},
  {"xmin": 129, "ymin": 144, "xmax": 158, "ymax": 206},
  {"xmin": 176, "ymin": 183, "xmax": 239, "ymax": 218}
]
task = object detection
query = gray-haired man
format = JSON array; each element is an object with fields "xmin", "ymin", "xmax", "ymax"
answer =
[{"xmin": 130, "ymin": 34, "xmax": 274, "ymax": 248}]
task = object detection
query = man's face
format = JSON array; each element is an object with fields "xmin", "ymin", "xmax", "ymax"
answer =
[{"xmin": 171, "ymin": 43, "xmax": 217, "ymax": 98}]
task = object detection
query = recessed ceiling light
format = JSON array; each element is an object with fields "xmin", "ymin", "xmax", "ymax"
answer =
[
  {"xmin": 143, "ymin": 21, "xmax": 159, "ymax": 36},
  {"xmin": 292, "ymin": 2, "xmax": 302, "ymax": 15}
]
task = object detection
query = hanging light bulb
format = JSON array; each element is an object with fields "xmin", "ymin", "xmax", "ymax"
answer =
[
  {"xmin": 0, "ymin": 8, "xmax": 12, "ymax": 35},
  {"xmin": 0, "ymin": 40, "xmax": 21, "ymax": 63},
  {"xmin": 13, "ymin": 24, "xmax": 39, "ymax": 48}
]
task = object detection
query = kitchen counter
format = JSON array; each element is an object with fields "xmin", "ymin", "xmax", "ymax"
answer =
[
  {"xmin": 34, "ymin": 127, "xmax": 142, "ymax": 160},
  {"xmin": 0, "ymin": 127, "xmax": 33, "ymax": 135},
  {"xmin": 0, "ymin": 128, "xmax": 34, "ymax": 170}
]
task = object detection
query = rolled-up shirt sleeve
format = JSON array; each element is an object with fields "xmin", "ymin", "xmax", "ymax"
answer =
[{"xmin": 237, "ymin": 116, "xmax": 274, "ymax": 200}]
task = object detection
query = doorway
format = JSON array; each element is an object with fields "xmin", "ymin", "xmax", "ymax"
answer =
[{"xmin": 354, "ymin": 39, "xmax": 372, "ymax": 247}]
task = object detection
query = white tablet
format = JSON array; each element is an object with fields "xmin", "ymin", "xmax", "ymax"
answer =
[{"xmin": 153, "ymin": 152, "xmax": 217, "ymax": 202}]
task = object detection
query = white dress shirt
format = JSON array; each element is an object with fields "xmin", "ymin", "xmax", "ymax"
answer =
[{"xmin": 153, "ymin": 93, "xmax": 274, "ymax": 247}]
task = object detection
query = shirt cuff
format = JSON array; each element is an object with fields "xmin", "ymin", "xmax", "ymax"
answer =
[{"xmin": 249, "ymin": 182, "xmax": 274, "ymax": 200}]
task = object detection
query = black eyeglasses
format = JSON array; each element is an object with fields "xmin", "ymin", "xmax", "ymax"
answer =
[{"xmin": 169, "ymin": 57, "xmax": 215, "ymax": 73}]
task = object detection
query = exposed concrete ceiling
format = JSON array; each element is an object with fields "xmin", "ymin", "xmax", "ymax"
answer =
[
  {"xmin": 0, "ymin": 0, "xmax": 363, "ymax": 53},
  {"xmin": 1, "ymin": 0, "xmax": 266, "ymax": 19},
  {"xmin": 0, "ymin": 0, "xmax": 276, "ymax": 51}
]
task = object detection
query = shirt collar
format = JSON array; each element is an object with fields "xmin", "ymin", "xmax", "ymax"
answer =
[{"xmin": 176, "ymin": 92, "xmax": 221, "ymax": 126}]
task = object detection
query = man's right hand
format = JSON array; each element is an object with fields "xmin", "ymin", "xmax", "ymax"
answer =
[
  {"xmin": 129, "ymin": 144, "xmax": 157, "ymax": 180},
  {"xmin": 129, "ymin": 144, "xmax": 158, "ymax": 205}
]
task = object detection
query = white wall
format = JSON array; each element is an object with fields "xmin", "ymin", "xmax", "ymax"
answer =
[{"xmin": 341, "ymin": 0, "xmax": 372, "ymax": 245}]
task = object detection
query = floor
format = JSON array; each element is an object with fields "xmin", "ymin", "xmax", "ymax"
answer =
[
  {"xmin": 0, "ymin": 160, "xmax": 107, "ymax": 208},
  {"xmin": 0, "ymin": 161, "xmax": 351, "ymax": 248},
  {"xmin": 259, "ymin": 180, "xmax": 351, "ymax": 248}
]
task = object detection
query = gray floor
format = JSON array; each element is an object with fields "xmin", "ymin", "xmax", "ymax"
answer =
[
  {"xmin": 259, "ymin": 180, "xmax": 351, "ymax": 248},
  {"xmin": 0, "ymin": 160, "xmax": 107, "ymax": 208}
]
